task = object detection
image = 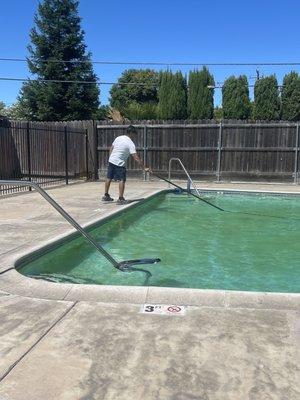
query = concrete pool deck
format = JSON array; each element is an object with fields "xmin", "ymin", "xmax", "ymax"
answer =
[{"xmin": 0, "ymin": 179, "xmax": 300, "ymax": 399}]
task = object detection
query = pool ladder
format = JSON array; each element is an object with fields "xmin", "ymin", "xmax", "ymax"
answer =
[
  {"xmin": 168, "ymin": 158, "xmax": 201, "ymax": 197},
  {"xmin": 0, "ymin": 180, "xmax": 160, "ymax": 272}
]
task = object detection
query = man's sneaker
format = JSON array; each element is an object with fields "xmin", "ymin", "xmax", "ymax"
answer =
[
  {"xmin": 116, "ymin": 197, "xmax": 126, "ymax": 205},
  {"xmin": 102, "ymin": 194, "xmax": 114, "ymax": 202}
]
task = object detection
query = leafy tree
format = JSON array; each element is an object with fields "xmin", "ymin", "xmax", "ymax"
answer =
[
  {"xmin": 18, "ymin": 0, "xmax": 99, "ymax": 121},
  {"xmin": 158, "ymin": 71, "xmax": 187, "ymax": 119},
  {"xmin": 281, "ymin": 71, "xmax": 300, "ymax": 121},
  {"xmin": 249, "ymin": 101, "xmax": 255, "ymax": 119},
  {"xmin": 222, "ymin": 75, "xmax": 251, "ymax": 119},
  {"xmin": 0, "ymin": 101, "xmax": 7, "ymax": 116},
  {"xmin": 2, "ymin": 102, "xmax": 25, "ymax": 120},
  {"xmin": 188, "ymin": 67, "xmax": 214, "ymax": 119},
  {"xmin": 93, "ymin": 105, "xmax": 111, "ymax": 120},
  {"xmin": 123, "ymin": 102, "xmax": 157, "ymax": 120},
  {"xmin": 253, "ymin": 75, "xmax": 281, "ymax": 121},
  {"xmin": 110, "ymin": 69, "xmax": 159, "ymax": 118},
  {"xmin": 213, "ymin": 106, "xmax": 223, "ymax": 120}
]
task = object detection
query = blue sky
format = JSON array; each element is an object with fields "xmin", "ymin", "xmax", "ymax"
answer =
[{"xmin": 0, "ymin": 0, "xmax": 299, "ymax": 107}]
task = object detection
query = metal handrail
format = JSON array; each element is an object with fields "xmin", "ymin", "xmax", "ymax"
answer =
[
  {"xmin": 1, "ymin": 180, "xmax": 120, "ymax": 268},
  {"xmin": 168, "ymin": 158, "xmax": 202, "ymax": 197},
  {"xmin": 0, "ymin": 180, "xmax": 160, "ymax": 272}
]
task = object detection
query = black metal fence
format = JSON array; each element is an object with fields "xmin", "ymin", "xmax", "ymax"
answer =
[{"xmin": 0, "ymin": 119, "xmax": 89, "ymax": 195}]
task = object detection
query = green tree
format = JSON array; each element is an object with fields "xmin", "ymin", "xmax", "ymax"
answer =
[
  {"xmin": 158, "ymin": 71, "xmax": 187, "ymax": 119},
  {"xmin": 157, "ymin": 71, "xmax": 172, "ymax": 119},
  {"xmin": 110, "ymin": 69, "xmax": 159, "ymax": 119},
  {"xmin": 222, "ymin": 75, "xmax": 251, "ymax": 119},
  {"xmin": 2, "ymin": 101, "xmax": 29, "ymax": 120},
  {"xmin": 213, "ymin": 106, "xmax": 223, "ymax": 120},
  {"xmin": 188, "ymin": 67, "xmax": 214, "ymax": 119},
  {"xmin": 124, "ymin": 102, "xmax": 158, "ymax": 120},
  {"xmin": 253, "ymin": 75, "xmax": 281, "ymax": 121},
  {"xmin": 281, "ymin": 71, "xmax": 300, "ymax": 121},
  {"xmin": 93, "ymin": 105, "xmax": 111, "ymax": 120},
  {"xmin": 18, "ymin": 0, "xmax": 99, "ymax": 121},
  {"xmin": 0, "ymin": 101, "xmax": 7, "ymax": 116}
]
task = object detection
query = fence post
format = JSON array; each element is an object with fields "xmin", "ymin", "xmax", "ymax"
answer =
[
  {"xmin": 64, "ymin": 126, "xmax": 69, "ymax": 185},
  {"xmin": 85, "ymin": 129, "xmax": 89, "ymax": 180},
  {"xmin": 216, "ymin": 122, "xmax": 222, "ymax": 182},
  {"xmin": 93, "ymin": 121, "xmax": 99, "ymax": 180},
  {"xmin": 26, "ymin": 122, "xmax": 32, "ymax": 191},
  {"xmin": 294, "ymin": 123, "xmax": 299, "ymax": 184},
  {"xmin": 143, "ymin": 125, "xmax": 148, "ymax": 181}
]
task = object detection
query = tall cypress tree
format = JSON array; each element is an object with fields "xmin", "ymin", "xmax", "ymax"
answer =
[
  {"xmin": 188, "ymin": 67, "xmax": 214, "ymax": 119},
  {"xmin": 222, "ymin": 75, "xmax": 251, "ymax": 119},
  {"xmin": 158, "ymin": 71, "xmax": 187, "ymax": 119},
  {"xmin": 171, "ymin": 71, "xmax": 187, "ymax": 119},
  {"xmin": 18, "ymin": 0, "xmax": 99, "ymax": 121},
  {"xmin": 157, "ymin": 71, "xmax": 172, "ymax": 119},
  {"xmin": 281, "ymin": 71, "xmax": 300, "ymax": 121},
  {"xmin": 253, "ymin": 75, "xmax": 281, "ymax": 121}
]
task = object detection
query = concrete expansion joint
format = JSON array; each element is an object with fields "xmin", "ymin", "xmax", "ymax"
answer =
[
  {"xmin": 223, "ymin": 291, "xmax": 229, "ymax": 308},
  {"xmin": 0, "ymin": 301, "xmax": 78, "ymax": 384},
  {"xmin": 62, "ymin": 284, "xmax": 75, "ymax": 301},
  {"xmin": 145, "ymin": 286, "xmax": 150, "ymax": 303}
]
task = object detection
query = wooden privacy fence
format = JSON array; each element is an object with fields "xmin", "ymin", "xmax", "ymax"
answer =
[
  {"xmin": 1, "ymin": 119, "xmax": 299, "ymax": 196},
  {"xmin": 0, "ymin": 119, "xmax": 89, "ymax": 195},
  {"xmin": 96, "ymin": 122, "xmax": 300, "ymax": 183}
]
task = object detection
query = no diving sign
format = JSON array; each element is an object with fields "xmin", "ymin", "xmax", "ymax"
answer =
[{"xmin": 140, "ymin": 304, "xmax": 187, "ymax": 316}]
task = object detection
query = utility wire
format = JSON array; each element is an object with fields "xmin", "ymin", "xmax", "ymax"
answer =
[
  {"xmin": 0, "ymin": 77, "xmax": 284, "ymax": 89},
  {"xmin": 0, "ymin": 57, "xmax": 300, "ymax": 66},
  {"xmin": 0, "ymin": 77, "xmax": 154, "ymax": 86}
]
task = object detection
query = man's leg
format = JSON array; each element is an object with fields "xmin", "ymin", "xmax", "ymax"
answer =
[
  {"xmin": 105, "ymin": 179, "xmax": 112, "ymax": 195},
  {"xmin": 102, "ymin": 178, "xmax": 114, "ymax": 201},
  {"xmin": 119, "ymin": 181, "xmax": 125, "ymax": 199}
]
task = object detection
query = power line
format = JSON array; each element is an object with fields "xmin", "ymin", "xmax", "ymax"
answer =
[
  {"xmin": 209, "ymin": 84, "xmax": 283, "ymax": 90},
  {"xmin": 208, "ymin": 84, "xmax": 255, "ymax": 89},
  {"xmin": 0, "ymin": 57, "xmax": 300, "ymax": 66},
  {"xmin": 0, "ymin": 76, "xmax": 155, "ymax": 86},
  {"xmin": 0, "ymin": 77, "xmax": 285, "ymax": 89}
]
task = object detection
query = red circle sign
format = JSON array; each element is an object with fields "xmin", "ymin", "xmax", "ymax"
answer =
[{"xmin": 167, "ymin": 306, "xmax": 182, "ymax": 313}]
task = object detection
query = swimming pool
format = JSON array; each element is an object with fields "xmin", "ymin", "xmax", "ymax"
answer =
[{"xmin": 17, "ymin": 191, "xmax": 300, "ymax": 293}]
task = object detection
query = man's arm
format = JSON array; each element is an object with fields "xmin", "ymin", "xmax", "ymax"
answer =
[
  {"xmin": 109, "ymin": 145, "xmax": 114, "ymax": 156},
  {"xmin": 131, "ymin": 153, "xmax": 151, "ymax": 172}
]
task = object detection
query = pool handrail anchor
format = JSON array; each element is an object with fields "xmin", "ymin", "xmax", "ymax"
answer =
[
  {"xmin": 0, "ymin": 180, "xmax": 161, "ymax": 272},
  {"xmin": 168, "ymin": 158, "xmax": 202, "ymax": 197}
]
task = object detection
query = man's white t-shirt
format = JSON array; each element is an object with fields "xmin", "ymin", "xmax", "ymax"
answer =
[{"xmin": 109, "ymin": 135, "xmax": 136, "ymax": 167}]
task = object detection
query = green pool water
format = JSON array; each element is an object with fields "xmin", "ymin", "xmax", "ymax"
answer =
[{"xmin": 18, "ymin": 191, "xmax": 300, "ymax": 293}]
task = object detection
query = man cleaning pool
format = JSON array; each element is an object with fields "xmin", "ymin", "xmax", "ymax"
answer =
[{"xmin": 102, "ymin": 125, "xmax": 151, "ymax": 204}]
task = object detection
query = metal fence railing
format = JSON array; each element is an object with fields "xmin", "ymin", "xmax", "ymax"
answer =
[{"xmin": 0, "ymin": 119, "xmax": 90, "ymax": 195}]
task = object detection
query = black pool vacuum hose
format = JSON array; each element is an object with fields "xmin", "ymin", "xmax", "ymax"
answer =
[{"xmin": 151, "ymin": 172, "xmax": 225, "ymax": 211}]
